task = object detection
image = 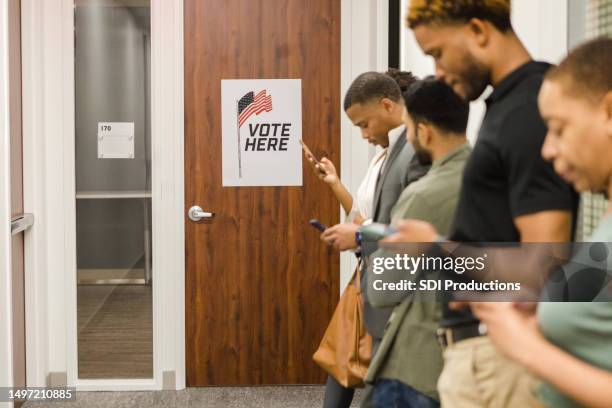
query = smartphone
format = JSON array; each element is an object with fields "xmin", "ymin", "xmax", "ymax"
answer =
[
  {"xmin": 309, "ymin": 219, "xmax": 327, "ymax": 232},
  {"xmin": 300, "ymin": 140, "xmax": 327, "ymax": 175},
  {"xmin": 299, "ymin": 140, "xmax": 318, "ymax": 163}
]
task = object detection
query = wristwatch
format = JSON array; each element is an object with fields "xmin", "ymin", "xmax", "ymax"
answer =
[{"xmin": 355, "ymin": 230, "xmax": 362, "ymax": 246}]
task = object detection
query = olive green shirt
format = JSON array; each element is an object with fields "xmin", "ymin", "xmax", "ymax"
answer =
[
  {"xmin": 538, "ymin": 215, "xmax": 612, "ymax": 408},
  {"xmin": 365, "ymin": 143, "xmax": 471, "ymax": 401}
]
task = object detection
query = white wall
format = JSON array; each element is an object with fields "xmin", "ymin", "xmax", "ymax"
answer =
[
  {"xmin": 400, "ymin": 0, "xmax": 569, "ymax": 145},
  {"xmin": 513, "ymin": 0, "xmax": 569, "ymax": 63},
  {"xmin": 0, "ymin": 1, "xmax": 15, "ymax": 406},
  {"xmin": 340, "ymin": 0, "xmax": 390, "ymax": 289}
]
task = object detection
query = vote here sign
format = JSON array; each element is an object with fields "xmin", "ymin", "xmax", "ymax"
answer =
[{"xmin": 221, "ymin": 79, "xmax": 302, "ymax": 186}]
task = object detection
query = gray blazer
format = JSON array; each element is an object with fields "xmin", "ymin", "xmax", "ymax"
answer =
[
  {"xmin": 361, "ymin": 130, "xmax": 429, "ymax": 341},
  {"xmin": 371, "ymin": 134, "xmax": 427, "ymax": 224}
]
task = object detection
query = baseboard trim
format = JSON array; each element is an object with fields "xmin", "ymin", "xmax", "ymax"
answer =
[
  {"xmin": 163, "ymin": 371, "xmax": 176, "ymax": 390},
  {"xmin": 47, "ymin": 372, "xmax": 67, "ymax": 387}
]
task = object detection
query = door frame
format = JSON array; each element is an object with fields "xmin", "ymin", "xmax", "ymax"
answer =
[
  {"xmin": 20, "ymin": 0, "xmax": 386, "ymax": 391},
  {"xmin": 21, "ymin": 0, "xmax": 186, "ymax": 391}
]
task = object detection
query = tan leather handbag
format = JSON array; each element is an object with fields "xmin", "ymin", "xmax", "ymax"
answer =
[{"xmin": 313, "ymin": 264, "xmax": 372, "ymax": 388}]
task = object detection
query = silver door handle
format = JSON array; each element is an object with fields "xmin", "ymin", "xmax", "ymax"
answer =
[
  {"xmin": 188, "ymin": 206, "xmax": 215, "ymax": 222},
  {"xmin": 11, "ymin": 213, "xmax": 35, "ymax": 235}
]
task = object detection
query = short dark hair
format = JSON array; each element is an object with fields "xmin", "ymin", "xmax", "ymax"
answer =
[
  {"xmin": 407, "ymin": 0, "xmax": 512, "ymax": 33},
  {"xmin": 344, "ymin": 71, "xmax": 416, "ymax": 111},
  {"xmin": 385, "ymin": 68, "xmax": 418, "ymax": 93},
  {"xmin": 546, "ymin": 37, "xmax": 612, "ymax": 105},
  {"xmin": 403, "ymin": 77, "xmax": 469, "ymax": 134}
]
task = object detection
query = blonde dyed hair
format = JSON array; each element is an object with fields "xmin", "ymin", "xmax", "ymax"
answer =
[{"xmin": 407, "ymin": 0, "xmax": 512, "ymax": 32}]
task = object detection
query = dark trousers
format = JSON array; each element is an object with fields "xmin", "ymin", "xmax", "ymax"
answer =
[
  {"xmin": 323, "ymin": 375, "xmax": 355, "ymax": 408},
  {"xmin": 371, "ymin": 379, "xmax": 439, "ymax": 408}
]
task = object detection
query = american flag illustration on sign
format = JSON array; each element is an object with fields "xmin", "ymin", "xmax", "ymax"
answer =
[
  {"xmin": 238, "ymin": 90, "xmax": 273, "ymax": 127},
  {"xmin": 237, "ymin": 90, "xmax": 273, "ymax": 177}
]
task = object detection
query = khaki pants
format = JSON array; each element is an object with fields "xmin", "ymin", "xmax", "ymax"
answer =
[{"xmin": 437, "ymin": 336, "xmax": 544, "ymax": 408}]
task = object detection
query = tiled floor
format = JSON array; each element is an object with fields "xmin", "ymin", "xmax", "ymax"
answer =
[{"xmin": 22, "ymin": 386, "xmax": 365, "ymax": 407}]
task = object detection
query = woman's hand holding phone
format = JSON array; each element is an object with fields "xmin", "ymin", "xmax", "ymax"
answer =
[
  {"xmin": 314, "ymin": 158, "xmax": 339, "ymax": 185},
  {"xmin": 300, "ymin": 139, "xmax": 354, "ymax": 218},
  {"xmin": 300, "ymin": 140, "xmax": 339, "ymax": 185}
]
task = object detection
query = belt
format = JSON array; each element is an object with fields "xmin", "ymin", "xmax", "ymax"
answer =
[{"xmin": 437, "ymin": 322, "xmax": 488, "ymax": 348}]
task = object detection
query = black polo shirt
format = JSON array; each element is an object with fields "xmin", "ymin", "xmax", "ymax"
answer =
[{"xmin": 442, "ymin": 61, "xmax": 579, "ymax": 327}]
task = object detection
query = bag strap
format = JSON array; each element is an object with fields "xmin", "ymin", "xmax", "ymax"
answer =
[{"xmin": 353, "ymin": 259, "xmax": 362, "ymax": 293}]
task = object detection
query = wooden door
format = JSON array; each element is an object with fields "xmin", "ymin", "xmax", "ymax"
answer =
[
  {"xmin": 184, "ymin": 0, "xmax": 341, "ymax": 385},
  {"xmin": 9, "ymin": 0, "xmax": 26, "ymax": 399}
]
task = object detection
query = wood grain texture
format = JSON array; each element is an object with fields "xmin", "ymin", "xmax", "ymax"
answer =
[{"xmin": 184, "ymin": 0, "xmax": 341, "ymax": 385}]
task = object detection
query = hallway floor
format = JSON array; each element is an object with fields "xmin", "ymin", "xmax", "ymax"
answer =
[
  {"xmin": 22, "ymin": 385, "xmax": 364, "ymax": 407},
  {"xmin": 77, "ymin": 283, "xmax": 152, "ymax": 379}
]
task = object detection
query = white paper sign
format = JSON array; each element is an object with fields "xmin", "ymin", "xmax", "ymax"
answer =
[
  {"xmin": 97, "ymin": 122, "xmax": 135, "ymax": 159},
  {"xmin": 221, "ymin": 79, "xmax": 302, "ymax": 186}
]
